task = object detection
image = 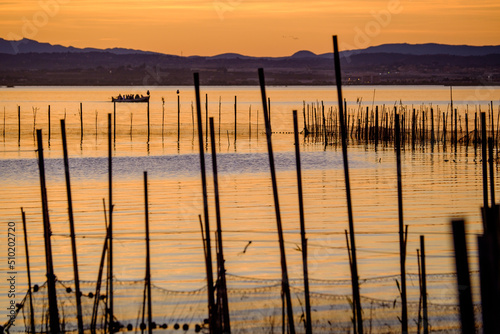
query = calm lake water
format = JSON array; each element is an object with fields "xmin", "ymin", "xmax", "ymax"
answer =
[{"xmin": 1, "ymin": 85, "xmax": 499, "ymax": 328}]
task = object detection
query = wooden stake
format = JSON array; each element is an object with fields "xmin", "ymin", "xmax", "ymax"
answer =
[
  {"xmin": 477, "ymin": 234, "xmax": 498, "ymax": 334},
  {"xmin": 395, "ymin": 113, "xmax": 408, "ymax": 333},
  {"xmin": 420, "ymin": 236, "xmax": 429, "ymax": 334},
  {"xmin": 18, "ymin": 106, "xmax": 20, "ymax": 146},
  {"xmin": 162, "ymin": 97, "xmax": 165, "ymax": 142},
  {"xmin": 344, "ymin": 230, "xmax": 356, "ymax": 333},
  {"xmin": 488, "ymin": 137, "xmax": 495, "ymax": 207},
  {"xmin": 144, "ymin": 172, "xmax": 153, "ymax": 334},
  {"xmin": 293, "ymin": 109, "xmax": 312, "ymax": 334},
  {"xmin": 48, "ymin": 105, "xmax": 51, "ymax": 145},
  {"xmin": 193, "ymin": 73, "xmax": 216, "ymax": 333},
  {"xmin": 206, "ymin": 93, "xmax": 209, "ymax": 145},
  {"xmin": 482, "ymin": 112, "xmax": 489, "ymax": 210},
  {"xmin": 451, "ymin": 219, "xmax": 475, "ymax": 333},
  {"xmin": 234, "ymin": 96, "xmax": 237, "ymax": 144},
  {"xmin": 36, "ymin": 129, "xmax": 60, "ymax": 334},
  {"xmin": 80, "ymin": 102, "xmax": 83, "ymax": 142},
  {"xmin": 113, "ymin": 102, "xmax": 116, "ymax": 144},
  {"xmin": 258, "ymin": 67, "xmax": 296, "ymax": 334},
  {"xmin": 218, "ymin": 96, "xmax": 221, "ymax": 140},
  {"xmin": 91, "ymin": 199, "xmax": 110, "ymax": 333},
  {"xmin": 177, "ymin": 93, "xmax": 181, "ymax": 143},
  {"xmin": 147, "ymin": 100, "xmax": 150, "ymax": 143},
  {"xmin": 431, "ymin": 108, "xmax": 435, "ymax": 145},
  {"xmin": 107, "ymin": 113, "xmax": 114, "ymax": 333},
  {"xmin": 21, "ymin": 209, "xmax": 36, "ymax": 334},
  {"xmin": 209, "ymin": 117, "xmax": 231, "ymax": 332},
  {"xmin": 332, "ymin": 35, "xmax": 363, "ymax": 334},
  {"xmin": 61, "ymin": 119, "xmax": 84, "ymax": 334},
  {"xmin": 248, "ymin": 105, "xmax": 252, "ymax": 141}
]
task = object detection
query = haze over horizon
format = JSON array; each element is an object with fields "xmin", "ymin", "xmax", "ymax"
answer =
[{"xmin": 1, "ymin": 0, "xmax": 499, "ymax": 57}]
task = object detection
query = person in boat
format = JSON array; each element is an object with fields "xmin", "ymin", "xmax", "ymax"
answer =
[{"xmin": 118, "ymin": 94, "xmax": 122, "ymax": 100}]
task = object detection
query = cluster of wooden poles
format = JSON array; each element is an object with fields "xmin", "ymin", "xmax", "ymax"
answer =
[
  {"xmin": 451, "ymin": 110, "xmax": 500, "ymax": 334},
  {"xmin": 303, "ymin": 95, "xmax": 498, "ymax": 152},
  {"xmin": 5, "ymin": 35, "xmax": 497, "ymax": 334}
]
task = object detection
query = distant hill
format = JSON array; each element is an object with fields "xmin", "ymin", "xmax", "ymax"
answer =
[
  {"xmin": 1, "ymin": 38, "xmax": 499, "ymax": 86},
  {"xmin": 0, "ymin": 38, "xmax": 160, "ymax": 55},
  {"xmin": 2, "ymin": 38, "xmax": 500, "ymax": 58},
  {"xmin": 338, "ymin": 43, "xmax": 500, "ymax": 57}
]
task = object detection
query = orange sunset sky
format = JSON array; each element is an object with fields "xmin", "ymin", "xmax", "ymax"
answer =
[{"xmin": 1, "ymin": 0, "xmax": 499, "ymax": 57}]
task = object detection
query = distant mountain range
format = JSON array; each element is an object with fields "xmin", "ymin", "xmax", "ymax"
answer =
[
  {"xmin": 1, "ymin": 38, "xmax": 499, "ymax": 86},
  {"xmin": 0, "ymin": 38, "xmax": 161, "ymax": 56},
  {"xmin": 2, "ymin": 38, "xmax": 500, "ymax": 58}
]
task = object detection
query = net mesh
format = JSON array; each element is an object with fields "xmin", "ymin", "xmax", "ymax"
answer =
[{"xmin": 6, "ymin": 272, "xmax": 480, "ymax": 333}]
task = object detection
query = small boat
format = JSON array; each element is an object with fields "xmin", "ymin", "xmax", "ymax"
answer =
[{"xmin": 111, "ymin": 94, "xmax": 150, "ymax": 103}]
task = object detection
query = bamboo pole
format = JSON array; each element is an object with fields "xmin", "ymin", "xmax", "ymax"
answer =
[
  {"xmin": 107, "ymin": 113, "xmax": 114, "ymax": 333},
  {"xmin": 345, "ymin": 230, "xmax": 356, "ymax": 333},
  {"xmin": 417, "ymin": 249, "xmax": 422, "ymax": 334},
  {"xmin": 193, "ymin": 73, "xmax": 216, "ymax": 333},
  {"xmin": 147, "ymin": 100, "xmax": 150, "ymax": 143},
  {"xmin": 209, "ymin": 117, "xmax": 231, "ymax": 332},
  {"xmin": 206, "ymin": 93, "xmax": 209, "ymax": 145},
  {"xmin": 443, "ymin": 112, "xmax": 447, "ymax": 148},
  {"xmin": 80, "ymin": 103, "xmax": 83, "ymax": 142},
  {"xmin": 61, "ymin": 119, "xmax": 84, "ymax": 334},
  {"xmin": 322, "ymin": 102, "xmax": 328, "ymax": 146},
  {"xmin": 451, "ymin": 219, "xmax": 475, "ymax": 333},
  {"xmin": 364, "ymin": 106, "xmax": 369, "ymax": 144},
  {"xmin": 36, "ymin": 129, "xmax": 60, "ymax": 334},
  {"xmin": 268, "ymin": 97, "xmax": 271, "ymax": 129},
  {"xmin": 465, "ymin": 110, "xmax": 469, "ymax": 146},
  {"xmin": 477, "ymin": 235, "xmax": 493, "ymax": 333},
  {"xmin": 491, "ymin": 101, "xmax": 495, "ymax": 146},
  {"xmin": 333, "ymin": 35, "xmax": 363, "ymax": 334},
  {"xmin": 18, "ymin": 106, "xmax": 20, "ymax": 146},
  {"xmin": 420, "ymin": 236, "xmax": 429, "ymax": 334},
  {"xmin": 218, "ymin": 96, "xmax": 221, "ymax": 140},
  {"xmin": 488, "ymin": 137, "xmax": 495, "ymax": 207},
  {"xmin": 248, "ymin": 105, "xmax": 252, "ymax": 141},
  {"xmin": 91, "ymin": 199, "xmax": 110, "ymax": 333},
  {"xmin": 234, "ymin": 96, "xmax": 237, "ymax": 144},
  {"xmin": 177, "ymin": 93, "xmax": 181, "ymax": 143},
  {"xmin": 162, "ymin": 97, "xmax": 165, "ymax": 142},
  {"xmin": 143, "ymin": 172, "xmax": 153, "ymax": 334},
  {"xmin": 48, "ymin": 105, "xmax": 51, "ymax": 145},
  {"xmin": 258, "ymin": 67, "xmax": 296, "ymax": 334},
  {"xmin": 482, "ymin": 112, "xmax": 489, "ymax": 210},
  {"xmin": 293, "ymin": 109, "xmax": 312, "ymax": 334},
  {"xmin": 113, "ymin": 102, "xmax": 116, "ymax": 144},
  {"xmin": 21, "ymin": 208, "xmax": 36, "ymax": 334},
  {"xmin": 395, "ymin": 112, "xmax": 408, "ymax": 333},
  {"xmin": 431, "ymin": 108, "xmax": 435, "ymax": 145}
]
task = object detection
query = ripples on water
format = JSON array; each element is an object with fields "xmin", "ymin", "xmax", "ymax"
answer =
[{"xmin": 0, "ymin": 86, "xmax": 497, "ymax": 315}]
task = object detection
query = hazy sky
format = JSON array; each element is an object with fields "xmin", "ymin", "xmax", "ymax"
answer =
[{"xmin": 1, "ymin": 0, "xmax": 499, "ymax": 56}]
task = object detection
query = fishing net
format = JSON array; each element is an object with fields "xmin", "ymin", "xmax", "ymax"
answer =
[{"xmin": 5, "ymin": 272, "xmax": 479, "ymax": 333}]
